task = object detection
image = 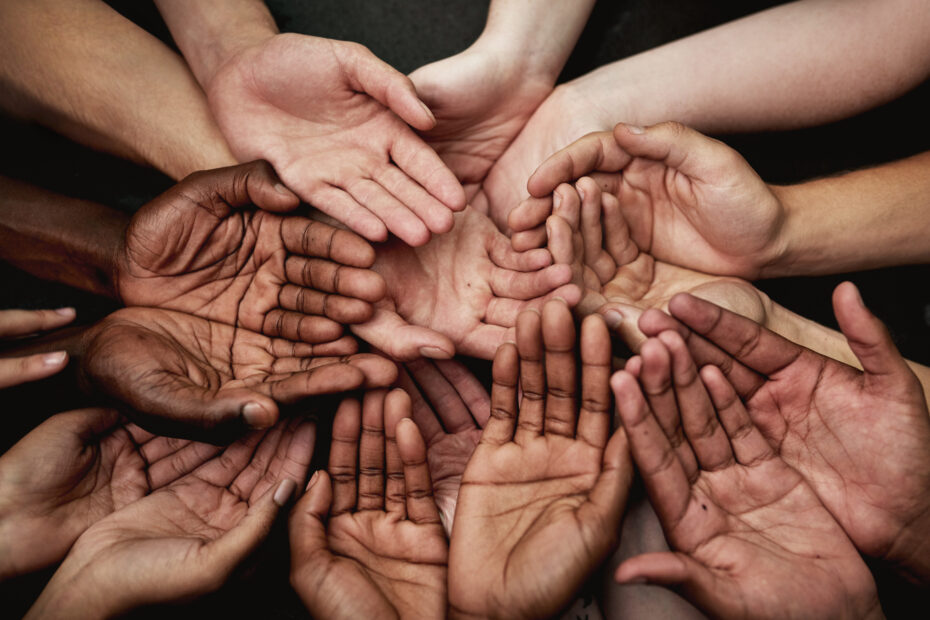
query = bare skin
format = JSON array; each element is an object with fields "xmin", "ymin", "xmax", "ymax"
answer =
[{"xmin": 0, "ymin": 307, "xmax": 75, "ymax": 388}]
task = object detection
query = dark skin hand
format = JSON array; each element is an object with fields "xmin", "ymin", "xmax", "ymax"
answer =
[
  {"xmin": 26, "ymin": 418, "xmax": 312, "ymax": 619},
  {"xmin": 289, "ymin": 389, "xmax": 448, "ymax": 619},
  {"xmin": 0, "ymin": 407, "xmax": 220, "ymax": 580},
  {"xmin": 448, "ymin": 300, "xmax": 632, "ymax": 620},
  {"xmin": 79, "ymin": 307, "xmax": 397, "ymax": 439},
  {"xmin": 612, "ymin": 335, "xmax": 883, "ymax": 619},
  {"xmin": 117, "ymin": 160, "xmax": 387, "ymax": 346},
  {"xmin": 638, "ymin": 283, "xmax": 930, "ymax": 585}
]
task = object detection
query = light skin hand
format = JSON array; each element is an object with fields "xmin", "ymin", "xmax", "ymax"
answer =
[
  {"xmin": 395, "ymin": 358, "xmax": 490, "ymax": 534},
  {"xmin": 353, "ymin": 206, "xmax": 580, "ymax": 361},
  {"xmin": 0, "ymin": 307, "xmax": 75, "ymax": 388},
  {"xmin": 25, "ymin": 418, "xmax": 313, "ymax": 619},
  {"xmin": 289, "ymin": 389, "xmax": 448, "ymax": 620},
  {"xmin": 117, "ymin": 161, "xmax": 386, "ymax": 346},
  {"xmin": 448, "ymin": 300, "xmax": 632, "ymax": 619},
  {"xmin": 0, "ymin": 407, "xmax": 220, "ymax": 580},
  {"xmin": 79, "ymin": 307, "xmax": 397, "ymax": 439},
  {"xmin": 205, "ymin": 33, "xmax": 466, "ymax": 246},
  {"xmin": 638, "ymin": 283, "xmax": 930, "ymax": 585},
  {"xmin": 611, "ymin": 335, "xmax": 884, "ymax": 619}
]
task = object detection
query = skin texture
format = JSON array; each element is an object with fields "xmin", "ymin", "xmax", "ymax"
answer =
[
  {"xmin": 638, "ymin": 284, "xmax": 930, "ymax": 585},
  {"xmin": 80, "ymin": 307, "xmax": 397, "ymax": 439},
  {"xmin": 0, "ymin": 307, "xmax": 75, "ymax": 388},
  {"xmin": 117, "ymin": 161, "xmax": 386, "ymax": 346},
  {"xmin": 289, "ymin": 390, "xmax": 448, "ymax": 619},
  {"xmin": 611, "ymin": 336, "xmax": 883, "ymax": 619},
  {"xmin": 0, "ymin": 407, "xmax": 220, "ymax": 580},
  {"xmin": 395, "ymin": 358, "xmax": 490, "ymax": 534},
  {"xmin": 355, "ymin": 206, "xmax": 580, "ymax": 361},
  {"xmin": 206, "ymin": 33, "xmax": 466, "ymax": 246},
  {"xmin": 26, "ymin": 418, "xmax": 313, "ymax": 619},
  {"xmin": 448, "ymin": 301, "xmax": 632, "ymax": 619}
]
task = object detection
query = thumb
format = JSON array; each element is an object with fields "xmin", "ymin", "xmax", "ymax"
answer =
[
  {"xmin": 289, "ymin": 470, "xmax": 335, "ymax": 566},
  {"xmin": 179, "ymin": 160, "xmax": 300, "ymax": 216},
  {"xmin": 350, "ymin": 308, "xmax": 455, "ymax": 361},
  {"xmin": 527, "ymin": 131, "xmax": 629, "ymax": 198},
  {"xmin": 615, "ymin": 551, "xmax": 720, "ymax": 610}
]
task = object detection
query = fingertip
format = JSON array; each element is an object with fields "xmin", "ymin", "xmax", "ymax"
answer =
[{"xmin": 273, "ymin": 478, "xmax": 298, "ymax": 507}]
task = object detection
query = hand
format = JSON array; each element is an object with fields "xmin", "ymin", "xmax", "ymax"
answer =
[
  {"xmin": 511, "ymin": 122, "xmax": 788, "ymax": 278},
  {"xmin": 0, "ymin": 307, "xmax": 75, "ymax": 388},
  {"xmin": 610, "ymin": 334, "xmax": 883, "ymax": 619},
  {"xmin": 26, "ymin": 418, "xmax": 313, "ymax": 619},
  {"xmin": 395, "ymin": 358, "xmax": 490, "ymax": 533},
  {"xmin": 448, "ymin": 300, "xmax": 632, "ymax": 619},
  {"xmin": 353, "ymin": 206, "xmax": 580, "ymax": 360},
  {"xmin": 0, "ymin": 407, "xmax": 219, "ymax": 579},
  {"xmin": 289, "ymin": 390, "xmax": 448, "ymax": 619},
  {"xmin": 639, "ymin": 283, "xmax": 930, "ymax": 585},
  {"xmin": 80, "ymin": 307, "xmax": 397, "ymax": 438},
  {"xmin": 117, "ymin": 161, "xmax": 385, "ymax": 346},
  {"xmin": 207, "ymin": 33, "xmax": 466, "ymax": 246},
  {"xmin": 409, "ymin": 43, "xmax": 552, "ymax": 197}
]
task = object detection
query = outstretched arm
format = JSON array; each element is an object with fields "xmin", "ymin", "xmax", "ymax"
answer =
[{"xmin": 0, "ymin": 0, "xmax": 235, "ymax": 179}]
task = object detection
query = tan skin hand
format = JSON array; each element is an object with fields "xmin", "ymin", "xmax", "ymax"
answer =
[
  {"xmin": 117, "ymin": 161, "xmax": 386, "ymax": 348},
  {"xmin": 448, "ymin": 300, "xmax": 632, "ymax": 619},
  {"xmin": 611, "ymin": 335, "xmax": 883, "ymax": 619},
  {"xmin": 0, "ymin": 307, "xmax": 76, "ymax": 388},
  {"xmin": 289, "ymin": 390, "xmax": 448, "ymax": 620}
]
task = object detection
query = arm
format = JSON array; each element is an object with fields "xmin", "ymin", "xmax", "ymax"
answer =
[{"xmin": 0, "ymin": 0, "xmax": 235, "ymax": 179}]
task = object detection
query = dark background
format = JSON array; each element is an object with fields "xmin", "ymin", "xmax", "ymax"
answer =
[{"xmin": 1, "ymin": 0, "xmax": 928, "ymax": 617}]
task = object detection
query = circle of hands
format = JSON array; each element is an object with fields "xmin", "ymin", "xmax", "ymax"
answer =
[{"xmin": 6, "ymin": 33, "xmax": 930, "ymax": 620}]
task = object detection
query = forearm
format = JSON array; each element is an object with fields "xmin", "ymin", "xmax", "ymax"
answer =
[
  {"xmin": 567, "ymin": 0, "xmax": 930, "ymax": 133},
  {"xmin": 478, "ymin": 0, "xmax": 596, "ymax": 82},
  {"xmin": 153, "ymin": 0, "xmax": 279, "ymax": 88},
  {"xmin": 763, "ymin": 152, "xmax": 930, "ymax": 277},
  {"xmin": 0, "ymin": 0, "xmax": 235, "ymax": 179},
  {"xmin": 0, "ymin": 177, "xmax": 128, "ymax": 298}
]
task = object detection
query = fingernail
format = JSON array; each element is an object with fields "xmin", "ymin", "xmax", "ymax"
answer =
[
  {"xmin": 273, "ymin": 182, "xmax": 292, "ymax": 196},
  {"xmin": 553, "ymin": 297, "xmax": 567, "ymax": 305},
  {"xmin": 625, "ymin": 124, "xmax": 645, "ymax": 134},
  {"xmin": 546, "ymin": 221, "xmax": 553, "ymax": 239},
  {"xmin": 43, "ymin": 351, "xmax": 67, "ymax": 366},
  {"xmin": 851, "ymin": 284, "xmax": 865, "ymax": 308},
  {"xmin": 577, "ymin": 186, "xmax": 586, "ymax": 201},
  {"xmin": 418, "ymin": 100, "xmax": 436, "ymax": 123},
  {"xmin": 273, "ymin": 478, "xmax": 297, "ymax": 506},
  {"xmin": 55, "ymin": 307, "xmax": 76, "ymax": 317},
  {"xmin": 622, "ymin": 577, "xmax": 648, "ymax": 585},
  {"xmin": 305, "ymin": 470, "xmax": 320, "ymax": 492},
  {"xmin": 553, "ymin": 193, "xmax": 561, "ymax": 209},
  {"xmin": 419, "ymin": 346, "xmax": 452, "ymax": 359},
  {"xmin": 604, "ymin": 310, "xmax": 624, "ymax": 329},
  {"xmin": 242, "ymin": 402, "xmax": 272, "ymax": 429}
]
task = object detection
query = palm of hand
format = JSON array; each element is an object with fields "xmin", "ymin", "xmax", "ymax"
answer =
[{"xmin": 427, "ymin": 428, "xmax": 482, "ymax": 523}]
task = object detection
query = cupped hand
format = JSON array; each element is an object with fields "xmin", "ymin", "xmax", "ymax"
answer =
[
  {"xmin": 207, "ymin": 33, "xmax": 465, "ymax": 246},
  {"xmin": 289, "ymin": 389, "xmax": 448, "ymax": 619},
  {"xmin": 352, "ymin": 206, "xmax": 580, "ymax": 360},
  {"xmin": 511, "ymin": 123, "xmax": 787, "ymax": 278},
  {"xmin": 80, "ymin": 307, "xmax": 397, "ymax": 438},
  {"xmin": 0, "ymin": 307, "xmax": 75, "ymax": 388},
  {"xmin": 639, "ymin": 284, "xmax": 930, "ymax": 585},
  {"xmin": 448, "ymin": 300, "xmax": 632, "ymax": 619},
  {"xmin": 611, "ymin": 334, "xmax": 883, "ymax": 619},
  {"xmin": 395, "ymin": 358, "xmax": 490, "ymax": 533},
  {"xmin": 26, "ymin": 418, "xmax": 313, "ymax": 619},
  {"xmin": 0, "ymin": 407, "xmax": 220, "ymax": 579},
  {"xmin": 118, "ymin": 161, "xmax": 386, "ymax": 346}
]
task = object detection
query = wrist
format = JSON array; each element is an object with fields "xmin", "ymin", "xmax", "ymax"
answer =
[
  {"xmin": 27, "ymin": 569, "xmax": 120, "ymax": 620},
  {"xmin": 886, "ymin": 507, "xmax": 930, "ymax": 586},
  {"xmin": 756, "ymin": 184, "xmax": 796, "ymax": 279}
]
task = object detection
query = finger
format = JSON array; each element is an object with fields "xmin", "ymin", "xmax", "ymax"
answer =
[
  {"xmin": 384, "ymin": 388, "xmax": 411, "ymax": 517},
  {"xmin": 406, "ymin": 359, "xmax": 474, "ymax": 433},
  {"xmin": 345, "ymin": 178, "xmax": 431, "ymax": 247},
  {"xmin": 288, "ymin": 469, "xmax": 333, "ymax": 562},
  {"xmin": 508, "ymin": 196, "xmax": 553, "ymax": 233},
  {"xmin": 488, "ymin": 235, "xmax": 552, "ymax": 272},
  {"xmin": 284, "ymin": 256, "xmax": 385, "ymax": 303},
  {"xmin": 659, "ymin": 331, "xmax": 734, "ymax": 471},
  {"xmin": 0, "ymin": 351, "xmax": 68, "ymax": 389},
  {"xmin": 577, "ymin": 177, "xmax": 617, "ymax": 284},
  {"xmin": 389, "ymin": 130, "xmax": 466, "ymax": 213},
  {"xmin": 639, "ymin": 338, "xmax": 698, "ymax": 480},
  {"xmin": 249, "ymin": 418, "xmax": 316, "ymax": 502},
  {"xmin": 484, "ymin": 283, "xmax": 583, "ymax": 327},
  {"xmin": 0, "ymin": 308, "xmax": 75, "ymax": 338},
  {"xmin": 667, "ymin": 293, "xmax": 802, "ymax": 376},
  {"xmin": 281, "ymin": 217, "xmax": 376, "ymax": 267},
  {"xmin": 147, "ymin": 441, "xmax": 224, "ymax": 489},
  {"xmin": 527, "ymin": 131, "xmax": 631, "ymax": 198},
  {"xmin": 356, "ymin": 390, "xmax": 387, "ymax": 510},
  {"xmin": 229, "ymin": 420, "xmax": 290, "ymax": 499},
  {"xmin": 577, "ymin": 315, "xmax": 612, "ymax": 450},
  {"xmin": 611, "ymin": 121, "xmax": 741, "ymax": 181},
  {"xmin": 261, "ymin": 308, "xmax": 343, "ymax": 344},
  {"xmin": 542, "ymin": 299, "xmax": 578, "ymax": 437},
  {"xmin": 181, "ymin": 160, "xmax": 299, "ymax": 215},
  {"xmin": 546, "ymin": 214, "xmax": 575, "ymax": 268},
  {"xmin": 833, "ymin": 281, "xmax": 913, "ymax": 386},
  {"xmin": 615, "ymin": 551, "xmax": 720, "ymax": 611},
  {"xmin": 511, "ymin": 225, "xmax": 548, "ymax": 252},
  {"xmin": 482, "ymin": 343, "xmax": 519, "ymax": 446},
  {"xmin": 514, "ymin": 309, "xmax": 545, "ymax": 444},
  {"xmin": 611, "ymin": 371, "xmax": 691, "ymax": 531},
  {"xmin": 397, "ymin": 418, "xmax": 442, "ymax": 525},
  {"xmin": 351, "ymin": 308, "xmax": 455, "ymax": 361},
  {"xmin": 308, "ymin": 184, "xmax": 388, "ymax": 242},
  {"xmin": 396, "ymin": 368, "xmax": 445, "ymax": 443},
  {"xmin": 192, "ymin": 429, "xmax": 266, "ymax": 487},
  {"xmin": 489, "ymin": 263, "xmax": 573, "ymax": 300},
  {"xmin": 329, "ymin": 398, "xmax": 361, "ymax": 515},
  {"xmin": 278, "ymin": 284, "xmax": 376, "ymax": 325},
  {"xmin": 374, "ymin": 164, "xmax": 455, "ymax": 235},
  {"xmin": 700, "ymin": 365, "xmax": 775, "ymax": 467},
  {"xmin": 578, "ymin": 426, "xmax": 633, "ymax": 541},
  {"xmin": 266, "ymin": 362, "xmax": 366, "ymax": 404},
  {"xmin": 601, "ymin": 193, "xmax": 640, "ymax": 266},
  {"xmin": 436, "ymin": 359, "xmax": 491, "ymax": 427}
]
